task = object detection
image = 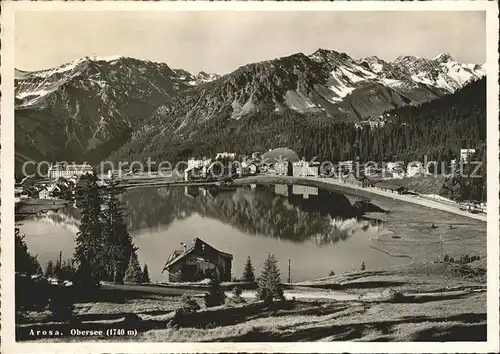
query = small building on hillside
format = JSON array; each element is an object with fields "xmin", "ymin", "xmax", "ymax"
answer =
[
  {"xmin": 376, "ymin": 181, "xmax": 409, "ymax": 195},
  {"xmin": 38, "ymin": 187, "xmax": 50, "ymax": 199},
  {"xmin": 407, "ymin": 162, "xmax": 424, "ymax": 177},
  {"xmin": 184, "ymin": 165, "xmax": 204, "ymax": 181},
  {"xmin": 460, "ymin": 148, "xmax": 476, "ymax": 163},
  {"xmin": 215, "ymin": 152, "xmax": 236, "ymax": 160},
  {"xmin": 185, "ymin": 158, "xmax": 215, "ymax": 181},
  {"xmin": 339, "ymin": 160, "xmax": 354, "ymax": 173},
  {"xmin": 162, "ymin": 238, "xmax": 233, "ymax": 282}
]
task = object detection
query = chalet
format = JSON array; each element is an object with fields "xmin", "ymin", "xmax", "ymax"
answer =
[
  {"xmin": 376, "ymin": 181, "xmax": 409, "ymax": 195},
  {"xmin": 38, "ymin": 187, "xmax": 50, "ymax": 199},
  {"xmin": 162, "ymin": 238, "xmax": 233, "ymax": 282},
  {"xmin": 184, "ymin": 158, "xmax": 215, "ymax": 181},
  {"xmin": 184, "ymin": 165, "xmax": 204, "ymax": 181}
]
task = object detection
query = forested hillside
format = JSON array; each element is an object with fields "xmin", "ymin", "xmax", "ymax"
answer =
[{"xmin": 111, "ymin": 77, "xmax": 485, "ymax": 165}]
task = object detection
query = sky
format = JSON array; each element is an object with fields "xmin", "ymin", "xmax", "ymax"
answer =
[{"xmin": 15, "ymin": 11, "xmax": 486, "ymax": 74}]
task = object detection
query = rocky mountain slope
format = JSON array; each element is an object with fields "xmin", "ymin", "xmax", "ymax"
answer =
[
  {"xmin": 15, "ymin": 56, "xmax": 218, "ymax": 166},
  {"xmin": 15, "ymin": 50, "xmax": 484, "ymax": 169},
  {"xmin": 111, "ymin": 49, "xmax": 484, "ymax": 162}
]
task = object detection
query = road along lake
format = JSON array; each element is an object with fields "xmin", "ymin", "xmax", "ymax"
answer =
[{"xmin": 20, "ymin": 184, "xmax": 409, "ymax": 282}]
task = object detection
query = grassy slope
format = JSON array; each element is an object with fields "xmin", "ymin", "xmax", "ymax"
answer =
[{"xmin": 21, "ymin": 287, "xmax": 485, "ymax": 342}]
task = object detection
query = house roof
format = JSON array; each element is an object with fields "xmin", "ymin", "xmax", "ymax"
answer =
[
  {"xmin": 162, "ymin": 237, "xmax": 233, "ymax": 273},
  {"xmin": 375, "ymin": 181, "xmax": 408, "ymax": 191}
]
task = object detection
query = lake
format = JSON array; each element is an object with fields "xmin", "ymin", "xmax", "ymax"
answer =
[{"xmin": 20, "ymin": 184, "xmax": 408, "ymax": 282}]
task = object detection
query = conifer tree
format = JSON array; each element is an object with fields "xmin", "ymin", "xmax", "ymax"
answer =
[
  {"xmin": 74, "ymin": 174, "xmax": 106, "ymax": 284},
  {"xmin": 204, "ymin": 270, "xmax": 226, "ymax": 307},
  {"xmin": 141, "ymin": 264, "xmax": 150, "ymax": 283},
  {"xmin": 242, "ymin": 256, "xmax": 255, "ymax": 283},
  {"xmin": 54, "ymin": 258, "xmax": 62, "ymax": 279},
  {"xmin": 257, "ymin": 253, "xmax": 284, "ymax": 304},
  {"xmin": 15, "ymin": 227, "xmax": 41, "ymax": 275},
  {"xmin": 102, "ymin": 178, "xmax": 136, "ymax": 283},
  {"xmin": 361, "ymin": 261, "xmax": 366, "ymax": 271},
  {"xmin": 45, "ymin": 260, "xmax": 54, "ymax": 277},
  {"xmin": 124, "ymin": 253, "xmax": 142, "ymax": 283}
]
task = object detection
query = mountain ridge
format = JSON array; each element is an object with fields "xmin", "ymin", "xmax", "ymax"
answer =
[{"xmin": 15, "ymin": 49, "xmax": 485, "ymax": 170}]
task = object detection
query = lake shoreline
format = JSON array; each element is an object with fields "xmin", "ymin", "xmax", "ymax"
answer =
[{"xmin": 233, "ymin": 175, "xmax": 487, "ymax": 222}]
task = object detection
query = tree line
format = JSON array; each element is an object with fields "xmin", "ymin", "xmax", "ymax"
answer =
[
  {"xmin": 110, "ymin": 78, "xmax": 485, "ymax": 167},
  {"xmin": 16, "ymin": 175, "xmax": 151, "ymax": 285}
]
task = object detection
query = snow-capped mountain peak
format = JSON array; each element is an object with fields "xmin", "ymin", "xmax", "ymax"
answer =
[{"xmin": 433, "ymin": 52, "xmax": 454, "ymax": 63}]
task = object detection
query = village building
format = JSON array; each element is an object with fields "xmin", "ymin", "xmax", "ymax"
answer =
[
  {"xmin": 15, "ymin": 187, "xmax": 23, "ymax": 203},
  {"xmin": 407, "ymin": 162, "xmax": 424, "ymax": 177},
  {"xmin": 274, "ymin": 161, "xmax": 292, "ymax": 176},
  {"xmin": 251, "ymin": 152, "xmax": 262, "ymax": 159},
  {"xmin": 184, "ymin": 158, "xmax": 215, "ymax": 181},
  {"xmin": 460, "ymin": 148, "xmax": 476, "ymax": 163},
  {"xmin": 292, "ymin": 161, "xmax": 319, "ymax": 177},
  {"xmin": 215, "ymin": 152, "xmax": 236, "ymax": 160},
  {"xmin": 162, "ymin": 238, "xmax": 233, "ymax": 282},
  {"xmin": 338, "ymin": 160, "xmax": 354, "ymax": 173},
  {"xmin": 38, "ymin": 187, "xmax": 51, "ymax": 199},
  {"xmin": 48, "ymin": 163, "xmax": 94, "ymax": 179},
  {"xmin": 376, "ymin": 181, "xmax": 410, "ymax": 195}
]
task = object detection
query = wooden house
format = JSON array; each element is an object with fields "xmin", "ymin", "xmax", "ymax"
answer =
[{"xmin": 162, "ymin": 238, "xmax": 233, "ymax": 282}]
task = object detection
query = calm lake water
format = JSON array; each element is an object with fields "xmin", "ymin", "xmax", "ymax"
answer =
[{"xmin": 21, "ymin": 184, "xmax": 408, "ymax": 282}]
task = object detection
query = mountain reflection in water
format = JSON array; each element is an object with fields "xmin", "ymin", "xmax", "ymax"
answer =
[
  {"xmin": 30, "ymin": 184, "xmax": 381, "ymax": 246},
  {"xmin": 122, "ymin": 184, "xmax": 379, "ymax": 246},
  {"xmin": 22, "ymin": 184, "xmax": 407, "ymax": 282}
]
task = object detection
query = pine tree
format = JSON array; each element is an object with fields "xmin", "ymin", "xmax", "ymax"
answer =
[
  {"xmin": 60, "ymin": 259, "xmax": 76, "ymax": 280},
  {"xmin": 204, "ymin": 270, "xmax": 226, "ymax": 307},
  {"xmin": 54, "ymin": 258, "xmax": 62, "ymax": 279},
  {"xmin": 74, "ymin": 174, "xmax": 106, "ymax": 284},
  {"xmin": 361, "ymin": 261, "xmax": 366, "ymax": 271},
  {"xmin": 15, "ymin": 227, "xmax": 41, "ymax": 275},
  {"xmin": 102, "ymin": 178, "xmax": 136, "ymax": 284},
  {"xmin": 241, "ymin": 256, "xmax": 255, "ymax": 283},
  {"xmin": 257, "ymin": 254, "xmax": 284, "ymax": 304},
  {"xmin": 45, "ymin": 260, "xmax": 54, "ymax": 277},
  {"xmin": 141, "ymin": 263, "xmax": 150, "ymax": 283},
  {"xmin": 124, "ymin": 253, "xmax": 143, "ymax": 283}
]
